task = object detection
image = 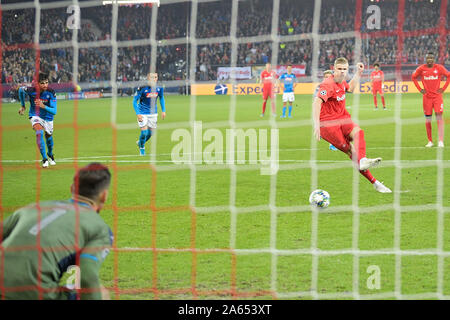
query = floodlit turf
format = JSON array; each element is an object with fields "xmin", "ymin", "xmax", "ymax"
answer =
[{"xmin": 1, "ymin": 92, "xmax": 450, "ymax": 299}]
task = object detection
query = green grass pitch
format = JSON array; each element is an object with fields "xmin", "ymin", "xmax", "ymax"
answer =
[{"xmin": 1, "ymin": 92, "xmax": 450, "ymax": 300}]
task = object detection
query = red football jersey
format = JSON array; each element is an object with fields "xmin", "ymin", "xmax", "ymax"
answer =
[
  {"xmin": 316, "ymin": 76, "xmax": 351, "ymax": 121},
  {"xmin": 371, "ymin": 70, "xmax": 383, "ymax": 86},
  {"xmin": 412, "ymin": 64, "xmax": 450, "ymax": 97},
  {"xmin": 260, "ymin": 70, "xmax": 277, "ymax": 86}
]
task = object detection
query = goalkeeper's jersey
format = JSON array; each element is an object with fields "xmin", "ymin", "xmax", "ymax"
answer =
[{"xmin": 0, "ymin": 200, "xmax": 113, "ymax": 300}]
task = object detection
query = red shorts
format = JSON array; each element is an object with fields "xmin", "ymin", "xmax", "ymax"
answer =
[
  {"xmin": 372, "ymin": 85, "xmax": 383, "ymax": 95},
  {"xmin": 319, "ymin": 118, "xmax": 358, "ymax": 153},
  {"xmin": 423, "ymin": 95, "xmax": 444, "ymax": 115},
  {"xmin": 262, "ymin": 86, "xmax": 274, "ymax": 99}
]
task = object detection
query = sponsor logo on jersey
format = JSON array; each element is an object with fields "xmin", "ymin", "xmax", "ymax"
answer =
[
  {"xmin": 336, "ymin": 94, "xmax": 346, "ymax": 102},
  {"xmin": 146, "ymin": 92, "xmax": 158, "ymax": 98},
  {"xmin": 424, "ymin": 75, "xmax": 438, "ymax": 80}
]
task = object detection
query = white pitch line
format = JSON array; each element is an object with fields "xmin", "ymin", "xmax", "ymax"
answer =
[
  {"xmin": 2, "ymin": 159, "xmax": 450, "ymax": 164},
  {"xmin": 23, "ymin": 145, "xmax": 447, "ymax": 162},
  {"xmin": 1, "ymin": 145, "xmax": 447, "ymax": 164}
]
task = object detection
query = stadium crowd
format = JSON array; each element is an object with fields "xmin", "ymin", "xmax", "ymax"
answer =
[{"xmin": 2, "ymin": 0, "xmax": 448, "ymax": 86}]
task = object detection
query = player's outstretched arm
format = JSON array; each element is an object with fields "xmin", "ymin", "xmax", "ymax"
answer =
[
  {"xmin": 312, "ymin": 97, "xmax": 323, "ymax": 141},
  {"xmin": 78, "ymin": 226, "xmax": 112, "ymax": 300},
  {"xmin": 18, "ymin": 87, "xmax": 27, "ymax": 115},
  {"xmin": 40, "ymin": 94, "xmax": 57, "ymax": 115},
  {"xmin": 411, "ymin": 67, "xmax": 425, "ymax": 93},
  {"xmin": 78, "ymin": 256, "xmax": 103, "ymax": 300},
  {"xmin": 159, "ymin": 87, "xmax": 166, "ymax": 120},
  {"xmin": 133, "ymin": 88, "xmax": 143, "ymax": 121},
  {"xmin": 438, "ymin": 65, "xmax": 450, "ymax": 93},
  {"xmin": 133, "ymin": 88, "xmax": 141, "ymax": 114},
  {"xmin": 1, "ymin": 211, "xmax": 20, "ymax": 241},
  {"xmin": 348, "ymin": 63, "xmax": 364, "ymax": 93}
]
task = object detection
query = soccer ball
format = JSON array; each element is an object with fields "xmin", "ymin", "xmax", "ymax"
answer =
[{"xmin": 309, "ymin": 189, "xmax": 330, "ymax": 209}]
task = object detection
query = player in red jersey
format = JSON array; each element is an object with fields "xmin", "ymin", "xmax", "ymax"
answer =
[
  {"xmin": 412, "ymin": 52, "xmax": 450, "ymax": 148},
  {"xmin": 260, "ymin": 63, "xmax": 278, "ymax": 117},
  {"xmin": 312, "ymin": 57, "xmax": 392, "ymax": 193},
  {"xmin": 370, "ymin": 63, "xmax": 386, "ymax": 110}
]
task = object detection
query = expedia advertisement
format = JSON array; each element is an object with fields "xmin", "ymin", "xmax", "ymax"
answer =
[{"xmin": 192, "ymin": 81, "xmax": 449, "ymax": 96}]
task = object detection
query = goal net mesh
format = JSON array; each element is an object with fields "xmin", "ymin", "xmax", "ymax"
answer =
[{"xmin": 0, "ymin": 0, "xmax": 449, "ymax": 300}]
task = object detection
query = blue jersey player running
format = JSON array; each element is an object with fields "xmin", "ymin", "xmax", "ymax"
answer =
[
  {"xmin": 133, "ymin": 72, "xmax": 166, "ymax": 156},
  {"xmin": 18, "ymin": 72, "xmax": 57, "ymax": 168},
  {"xmin": 278, "ymin": 65, "xmax": 297, "ymax": 118}
]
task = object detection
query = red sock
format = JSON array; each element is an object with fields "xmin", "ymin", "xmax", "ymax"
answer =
[
  {"xmin": 381, "ymin": 96, "xmax": 385, "ymax": 107},
  {"xmin": 373, "ymin": 96, "xmax": 378, "ymax": 107},
  {"xmin": 352, "ymin": 130, "xmax": 367, "ymax": 162},
  {"xmin": 262, "ymin": 101, "xmax": 267, "ymax": 114},
  {"xmin": 360, "ymin": 169, "xmax": 376, "ymax": 184},
  {"xmin": 426, "ymin": 121, "xmax": 432, "ymax": 141},
  {"xmin": 437, "ymin": 118, "xmax": 444, "ymax": 142}
]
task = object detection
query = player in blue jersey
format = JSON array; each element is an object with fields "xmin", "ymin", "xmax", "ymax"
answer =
[
  {"xmin": 278, "ymin": 65, "xmax": 297, "ymax": 118},
  {"xmin": 18, "ymin": 72, "xmax": 57, "ymax": 168},
  {"xmin": 133, "ymin": 72, "xmax": 166, "ymax": 156}
]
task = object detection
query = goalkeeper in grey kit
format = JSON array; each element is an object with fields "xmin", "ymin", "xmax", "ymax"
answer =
[{"xmin": 0, "ymin": 163, "xmax": 113, "ymax": 300}]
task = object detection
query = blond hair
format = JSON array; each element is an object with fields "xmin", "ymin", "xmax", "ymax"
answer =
[
  {"xmin": 334, "ymin": 57, "xmax": 349, "ymax": 66},
  {"xmin": 323, "ymin": 69, "xmax": 333, "ymax": 76}
]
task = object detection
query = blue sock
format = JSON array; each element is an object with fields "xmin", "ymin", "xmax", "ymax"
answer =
[
  {"xmin": 139, "ymin": 130, "xmax": 146, "ymax": 148},
  {"xmin": 288, "ymin": 105, "xmax": 292, "ymax": 116},
  {"xmin": 46, "ymin": 135, "xmax": 54, "ymax": 157},
  {"xmin": 282, "ymin": 106, "xmax": 286, "ymax": 116},
  {"xmin": 145, "ymin": 129, "xmax": 152, "ymax": 142},
  {"xmin": 35, "ymin": 130, "xmax": 47, "ymax": 160}
]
